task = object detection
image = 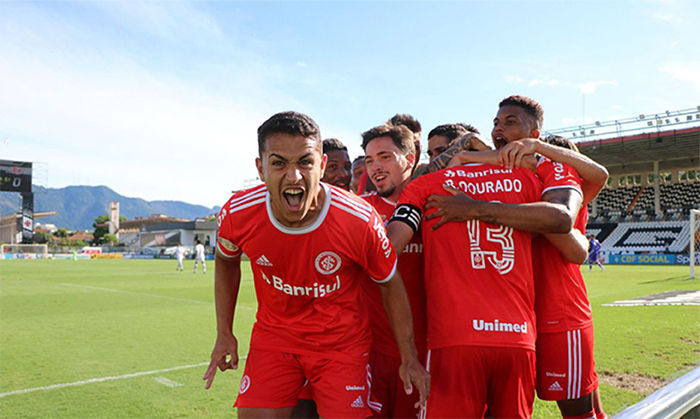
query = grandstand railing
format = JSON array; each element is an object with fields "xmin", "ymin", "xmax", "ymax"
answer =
[{"xmin": 613, "ymin": 366, "xmax": 700, "ymax": 419}]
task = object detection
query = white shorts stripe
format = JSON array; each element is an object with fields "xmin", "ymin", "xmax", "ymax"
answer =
[
  {"xmin": 577, "ymin": 329, "xmax": 583, "ymax": 399},
  {"xmin": 419, "ymin": 350, "xmax": 432, "ymax": 419},
  {"xmin": 567, "ymin": 331, "xmax": 573, "ymax": 399}
]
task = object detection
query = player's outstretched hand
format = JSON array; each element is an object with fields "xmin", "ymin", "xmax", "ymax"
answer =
[
  {"xmin": 399, "ymin": 356, "xmax": 431, "ymax": 409},
  {"xmin": 203, "ymin": 332, "xmax": 239, "ymax": 390},
  {"xmin": 498, "ymin": 138, "xmax": 538, "ymax": 169},
  {"xmin": 425, "ymin": 184, "xmax": 481, "ymax": 230}
]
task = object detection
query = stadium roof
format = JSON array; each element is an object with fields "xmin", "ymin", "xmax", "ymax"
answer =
[{"xmin": 577, "ymin": 126, "xmax": 700, "ymax": 175}]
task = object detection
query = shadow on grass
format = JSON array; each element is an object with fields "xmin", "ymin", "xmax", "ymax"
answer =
[{"xmin": 639, "ymin": 275, "xmax": 694, "ymax": 285}]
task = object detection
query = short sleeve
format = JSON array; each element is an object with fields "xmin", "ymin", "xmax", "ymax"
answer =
[
  {"xmin": 216, "ymin": 200, "xmax": 242, "ymax": 258},
  {"xmin": 362, "ymin": 208, "xmax": 398, "ymax": 283},
  {"xmin": 536, "ymin": 157, "xmax": 583, "ymax": 198}
]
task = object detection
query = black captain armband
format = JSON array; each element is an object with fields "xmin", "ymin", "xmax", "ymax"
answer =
[{"xmin": 390, "ymin": 204, "xmax": 423, "ymax": 233}]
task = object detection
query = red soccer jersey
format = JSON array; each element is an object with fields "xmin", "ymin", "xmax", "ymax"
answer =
[
  {"xmin": 395, "ymin": 164, "xmax": 543, "ymax": 351},
  {"xmin": 533, "ymin": 159, "xmax": 592, "ymax": 333},
  {"xmin": 216, "ymin": 183, "xmax": 398, "ymax": 365},
  {"xmin": 361, "ymin": 192, "xmax": 427, "ymax": 358}
]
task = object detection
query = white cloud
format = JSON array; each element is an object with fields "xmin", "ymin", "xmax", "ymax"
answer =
[
  {"xmin": 527, "ymin": 79, "xmax": 543, "ymax": 87},
  {"xmin": 612, "ymin": 105, "xmax": 623, "ymax": 109},
  {"xmin": 297, "ymin": 61, "xmax": 309, "ymax": 68},
  {"xmin": 0, "ymin": 4, "xmax": 301, "ymax": 208},
  {"xmin": 579, "ymin": 80, "xmax": 617, "ymax": 95},
  {"xmin": 659, "ymin": 62, "xmax": 700, "ymax": 92},
  {"xmin": 504, "ymin": 75, "xmax": 523, "ymax": 84}
]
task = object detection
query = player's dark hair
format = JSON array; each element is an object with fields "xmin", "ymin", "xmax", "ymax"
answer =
[
  {"xmin": 361, "ymin": 124, "xmax": 415, "ymax": 155},
  {"xmin": 352, "ymin": 155, "xmax": 365, "ymax": 164},
  {"xmin": 257, "ymin": 111, "xmax": 322, "ymax": 156},
  {"xmin": 498, "ymin": 95, "xmax": 544, "ymax": 130},
  {"xmin": 543, "ymin": 134, "xmax": 579, "ymax": 153},
  {"xmin": 427, "ymin": 123, "xmax": 480, "ymax": 146},
  {"xmin": 387, "ymin": 114, "xmax": 422, "ymax": 135},
  {"xmin": 322, "ymin": 138, "xmax": 348, "ymax": 154}
]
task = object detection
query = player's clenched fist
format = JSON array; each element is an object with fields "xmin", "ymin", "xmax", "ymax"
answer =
[
  {"xmin": 399, "ymin": 357, "xmax": 431, "ymax": 409},
  {"xmin": 203, "ymin": 332, "xmax": 239, "ymax": 389}
]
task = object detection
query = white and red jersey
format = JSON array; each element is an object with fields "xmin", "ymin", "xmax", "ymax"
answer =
[
  {"xmin": 394, "ymin": 164, "xmax": 542, "ymax": 351},
  {"xmin": 361, "ymin": 192, "xmax": 427, "ymax": 358},
  {"xmin": 216, "ymin": 183, "xmax": 398, "ymax": 365},
  {"xmin": 534, "ymin": 159, "xmax": 592, "ymax": 333}
]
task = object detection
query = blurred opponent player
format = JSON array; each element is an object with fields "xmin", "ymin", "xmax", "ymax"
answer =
[
  {"xmin": 203, "ymin": 111, "xmax": 429, "ymax": 419},
  {"xmin": 193, "ymin": 239, "xmax": 206, "ymax": 274},
  {"xmin": 588, "ymin": 235, "xmax": 604, "ymax": 272}
]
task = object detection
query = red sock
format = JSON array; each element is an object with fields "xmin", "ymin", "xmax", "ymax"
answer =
[
  {"xmin": 563, "ymin": 411, "xmax": 596, "ymax": 419},
  {"xmin": 596, "ymin": 412, "xmax": 608, "ymax": 419}
]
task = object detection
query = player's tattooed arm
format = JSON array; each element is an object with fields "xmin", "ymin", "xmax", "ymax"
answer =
[
  {"xmin": 203, "ymin": 251, "xmax": 242, "ymax": 389},
  {"xmin": 425, "ymin": 184, "xmax": 573, "ymax": 233},
  {"xmin": 425, "ymin": 132, "xmax": 492, "ymax": 174},
  {"xmin": 378, "ymin": 271, "xmax": 431, "ymax": 408}
]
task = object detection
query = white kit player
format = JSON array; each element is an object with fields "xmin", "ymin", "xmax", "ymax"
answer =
[
  {"xmin": 175, "ymin": 243, "xmax": 187, "ymax": 271},
  {"xmin": 193, "ymin": 240, "xmax": 206, "ymax": 274}
]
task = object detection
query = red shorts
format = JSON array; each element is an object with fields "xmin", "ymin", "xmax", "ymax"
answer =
[
  {"xmin": 235, "ymin": 348, "xmax": 375, "ymax": 418},
  {"xmin": 536, "ymin": 326, "xmax": 599, "ymax": 401},
  {"xmin": 369, "ymin": 351, "xmax": 420, "ymax": 419},
  {"xmin": 422, "ymin": 346, "xmax": 535, "ymax": 419}
]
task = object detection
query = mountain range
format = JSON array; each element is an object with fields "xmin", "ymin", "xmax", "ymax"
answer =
[{"xmin": 0, "ymin": 185, "xmax": 220, "ymax": 230}]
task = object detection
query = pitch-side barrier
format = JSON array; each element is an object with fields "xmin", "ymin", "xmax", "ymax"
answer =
[{"xmin": 613, "ymin": 366, "xmax": 700, "ymax": 419}]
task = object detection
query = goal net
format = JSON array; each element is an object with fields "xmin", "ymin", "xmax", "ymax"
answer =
[
  {"xmin": 691, "ymin": 209, "xmax": 700, "ymax": 279},
  {"xmin": 1, "ymin": 244, "xmax": 49, "ymax": 259}
]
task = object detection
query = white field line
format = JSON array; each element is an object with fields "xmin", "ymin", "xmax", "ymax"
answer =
[
  {"xmin": 0, "ymin": 356, "xmax": 248, "ymax": 398},
  {"xmin": 152, "ymin": 377, "xmax": 184, "ymax": 387},
  {"xmin": 59, "ymin": 282, "xmax": 255, "ymax": 312}
]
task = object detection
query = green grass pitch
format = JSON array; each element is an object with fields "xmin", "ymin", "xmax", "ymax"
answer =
[{"xmin": 0, "ymin": 259, "xmax": 698, "ymax": 418}]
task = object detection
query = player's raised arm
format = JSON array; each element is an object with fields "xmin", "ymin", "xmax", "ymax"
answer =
[
  {"xmin": 376, "ymin": 269, "xmax": 430, "ymax": 409},
  {"xmin": 203, "ymin": 245, "xmax": 242, "ymax": 389},
  {"xmin": 425, "ymin": 184, "xmax": 573, "ymax": 233},
  {"xmin": 425, "ymin": 132, "xmax": 493, "ymax": 174},
  {"xmin": 499, "ymin": 137, "xmax": 609, "ymax": 204}
]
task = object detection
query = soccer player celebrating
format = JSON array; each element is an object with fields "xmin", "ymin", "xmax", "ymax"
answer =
[
  {"xmin": 428, "ymin": 96, "xmax": 608, "ymax": 419},
  {"xmin": 203, "ymin": 111, "xmax": 429, "ymax": 419},
  {"xmin": 387, "ymin": 152, "xmax": 570, "ymax": 418},
  {"xmin": 351, "ymin": 156, "xmax": 367, "ymax": 194},
  {"xmin": 360, "ymin": 124, "xmax": 427, "ymax": 418},
  {"xmin": 321, "ymin": 138, "xmax": 352, "ymax": 191}
]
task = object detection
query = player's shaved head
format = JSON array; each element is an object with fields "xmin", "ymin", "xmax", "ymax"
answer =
[
  {"xmin": 361, "ymin": 124, "xmax": 415, "ymax": 155},
  {"xmin": 499, "ymin": 95, "xmax": 544, "ymax": 130},
  {"xmin": 543, "ymin": 134, "xmax": 579, "ymax": 153},
  {"xmin": 258, "ymin": 111, "xmax": 322, "ymax": 156}
]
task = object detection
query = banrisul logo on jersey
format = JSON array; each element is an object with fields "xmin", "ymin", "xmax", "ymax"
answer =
[{"xmin": 315, "ymin": 251, "xmax": 342, "ymax": 275}]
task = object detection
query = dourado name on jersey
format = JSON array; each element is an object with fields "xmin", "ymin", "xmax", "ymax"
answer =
[{"xmin": 262, "ymin": 272, "xmax": 341, "ymax": 298}]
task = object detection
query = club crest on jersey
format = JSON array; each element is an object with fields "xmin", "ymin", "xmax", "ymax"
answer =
[
  {"xmin": 315, "ymin": 251, "xmax": 342, "ymax": 275},
  {"xmin": 239, "ymin": 375, "xmax": 251, "ymax": 394}
]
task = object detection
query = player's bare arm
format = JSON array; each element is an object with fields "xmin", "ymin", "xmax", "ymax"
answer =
[
  {"xmin": 203, "ymin": 250, "xmax": 242, "ymax": 389},
  {"xmin": 377, "ymin": 270, "xmax": 430, "ymax": 409},
  {"xmin": 543, "ymin": 229, "xmax": 590, "ymax": 264},
  {"xmin": 424, "ymin": 184, "xmax": 572, "ymax": 233},
  {"xmin": 499, "ymin": 139, "xmax": 609, "ymax": 204}
]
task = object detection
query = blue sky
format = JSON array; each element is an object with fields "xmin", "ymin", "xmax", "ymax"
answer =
[{"xmin": 1, "ymin": 1, "xmax": 699, "ymax": 208}]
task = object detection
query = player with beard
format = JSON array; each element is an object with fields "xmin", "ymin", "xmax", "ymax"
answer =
[
  {"xmin": 204, "ymin": 111, "xmax": 429, "ymax": 419},
  {"xmin": 360, "ymin": 124, "xmax": 427, "ymax": 418},
  {"xmin": 426, "ymin": 96, "xmax": 608, "ymax": 419},
  {"xmin": 321, "ymin": 138, "xmax": 352, "ymax": 191}
]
